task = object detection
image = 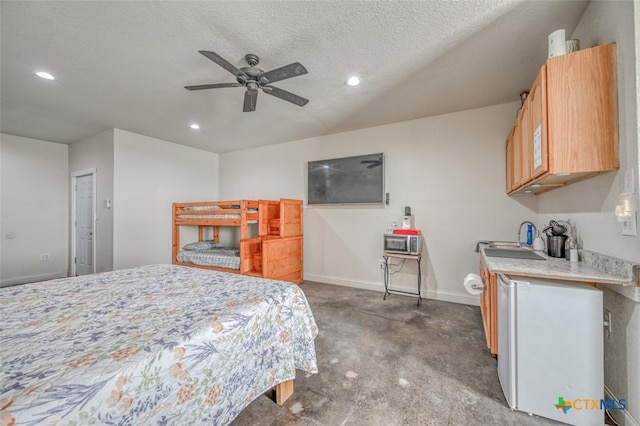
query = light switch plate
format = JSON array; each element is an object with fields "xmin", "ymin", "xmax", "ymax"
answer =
[
  {"xmin": 621, "ymin": 211, "xmax": 637, "ymax": 236},
  {"xmin": 621, "ymin": 169, "xmax": 635, "ymax": 195}
]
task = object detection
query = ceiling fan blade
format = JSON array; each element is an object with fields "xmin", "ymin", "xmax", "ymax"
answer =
[
  {"xmin": 260, "ymin": 62, "xmax": 307, "ymax": 84},
  {"xmin": 243, "ymin": 90, "xmax": 258, "ymax": 112},
  {"xmin": 184, "ymin": 83, "xmax": 241, "ymax": 91},
  {"xmin": 263, "ymin": 85, "xmax": 308, "ymax": 107},
  {"xmin": 198, "ymin": 50, "xmax": 248, "ymax": 78}
]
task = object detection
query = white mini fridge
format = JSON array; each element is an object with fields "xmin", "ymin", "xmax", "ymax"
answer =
[{"xmin": 497, "ymin": 274, "xmax": 603, "ymax": 425}]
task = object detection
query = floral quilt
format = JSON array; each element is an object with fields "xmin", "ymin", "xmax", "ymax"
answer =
[{"xmin": 0, "ymin": 264, "xmax": 318, "ymax": 425}]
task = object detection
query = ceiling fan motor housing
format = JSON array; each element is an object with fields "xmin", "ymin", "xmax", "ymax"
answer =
[{"xmin": 238, "ymin": 66, "xmax": 264, "ymax": 84}]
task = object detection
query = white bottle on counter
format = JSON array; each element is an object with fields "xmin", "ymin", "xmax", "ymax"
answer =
[
  {"xmin": 532, "ymin": 230, "xmax": 545, "ymax": 252},
  {"xmin": 570, "ymin": 247, "xmax": 579, "ymax": 263},
  {"xmin": 565, "ymin": 234, "xmax": 579, "ymax": 262}
]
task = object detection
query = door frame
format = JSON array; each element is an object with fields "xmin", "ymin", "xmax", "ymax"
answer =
[{"xmin": 71, "ymin": 168, "xmax": 97, "ymax": 276}]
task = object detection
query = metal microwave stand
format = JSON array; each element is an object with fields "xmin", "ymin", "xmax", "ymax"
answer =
[{"xmin": 382, "ymin": 252, "xmax": 422, "ymax": 306}]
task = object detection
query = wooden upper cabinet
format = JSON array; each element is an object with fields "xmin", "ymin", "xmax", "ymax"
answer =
[
  {"xmin": 506, "ymin": 43, "xmax": 618, "ymax": 195},
  {"xmin": 519, "ymin": 95, "xmax": 533, "ymax": 184},
  {"xmin": 546, "ymin": 43, "xmax": 618, "ymax": 173},
  {"xmin": 512, "ymin": 116, "xmax": 524, "ymax": 188},
  {"xmin": 508, "ymin": 91, "xmax": 532, "ymax": 192},
  {"xmin": 505, "ymin": 127, "xmax": 515, "ymax": 193},
  {"xmin": 529, "ymin": 65, "xmax": 548, "ymax": 180}
]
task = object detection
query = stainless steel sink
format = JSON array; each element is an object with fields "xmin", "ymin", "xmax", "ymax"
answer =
[
  {"xmin": 484, "ymin": 247, "xmax": 546, "ymax": 261},
  {"xmin": 487, "ymin": 241, "xmax": 521, "ymax": 249}
]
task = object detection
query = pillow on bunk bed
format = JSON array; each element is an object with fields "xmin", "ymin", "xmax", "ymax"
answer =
[{"xmin": 182, "ymin": 240, "xmax": 223, "ymax": 251}]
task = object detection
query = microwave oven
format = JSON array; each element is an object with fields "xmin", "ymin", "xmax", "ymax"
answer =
[{"xmin": 383, "ymin": 233, "xmax": 422, "ymax": 255}]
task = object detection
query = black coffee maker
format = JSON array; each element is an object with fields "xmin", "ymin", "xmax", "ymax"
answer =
[{"xmin": 544, "ymin": 221, "xmax": 567, "ymax": 258}]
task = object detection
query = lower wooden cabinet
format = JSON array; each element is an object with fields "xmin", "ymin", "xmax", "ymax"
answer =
[{"xmin": 479, "ymin": 258, "xmax": 498, "ymax": 355}]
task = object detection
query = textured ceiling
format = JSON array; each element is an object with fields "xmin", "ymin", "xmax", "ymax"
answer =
[{"xmin": 1, "ymin": 1, "xmax": 589, "ymax": 154}]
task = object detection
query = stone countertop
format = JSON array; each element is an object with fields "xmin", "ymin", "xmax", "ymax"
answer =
[{"xmin": 478, "ymin": 243, "xmax": 639, "ymax": 286}]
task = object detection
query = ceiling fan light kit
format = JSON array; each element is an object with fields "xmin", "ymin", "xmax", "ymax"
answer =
[
  {"xmin": 185, "ymin": 51, "xmax": 309, "ymax": 112},
  {"xmin": 36, "ymin": 71, "xmax": 55, "ymax": 80},
  {"xmin": 345, "ymin": 76, "xmax": 361, "ymax": 86}
]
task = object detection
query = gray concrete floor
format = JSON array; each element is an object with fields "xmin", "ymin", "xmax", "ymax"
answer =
[{"xmin": 232, "ymin": 281, "xmax": 563, "ymax": 426}]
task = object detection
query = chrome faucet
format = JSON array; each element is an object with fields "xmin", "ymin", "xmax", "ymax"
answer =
[{"xmin": 517, "ymin": 221, "xmax": 537, "ymax": 247}]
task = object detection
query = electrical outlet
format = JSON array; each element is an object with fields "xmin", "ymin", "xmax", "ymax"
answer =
[
  {"xmin": 378, "ymin": 259, "xmax": 386, "ymax": 269},
  {"xmin": 621, "ymin": 211, "xmax": 637, "ymax": 236},
  {"xmin": 39, "ymin": 253, "xmax": 50, "ymax": 262}
]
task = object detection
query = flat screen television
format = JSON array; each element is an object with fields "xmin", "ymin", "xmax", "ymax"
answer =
[{"xmin": 307, "ymin": 153, "xmax": 384, "ymax": 205}]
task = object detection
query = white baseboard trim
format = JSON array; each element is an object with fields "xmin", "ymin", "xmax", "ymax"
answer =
[
  {"xmin": 303, "ymin": 274, "xmax": 480, "ymax": 306},
  {"xmin": 605, "ymin": 385, "xmax": 640, "ymax": 426},
  {"xmin": 1, "ymin": 271, "xmax": 68, "ymax": 287},
  {"xmin": 426, "ymin": 290, "xmax": 480, "ymax": 306}
]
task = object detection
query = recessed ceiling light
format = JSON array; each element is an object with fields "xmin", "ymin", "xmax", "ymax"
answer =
[
  {"xmin": 35, "ymin": 71, "xmax": 55, "ymax": 80},
  {"xmin": 345, "ymin": 76, "xmax": 361, "ymax": 86},
  {"xmin": 190, "ymin": 123, "xmax": 200, "ymax": 130}
]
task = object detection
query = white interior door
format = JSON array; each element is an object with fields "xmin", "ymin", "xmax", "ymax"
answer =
[{"xmin": 75, "ymin": 174, "xmax": 94, "ymax": 275}]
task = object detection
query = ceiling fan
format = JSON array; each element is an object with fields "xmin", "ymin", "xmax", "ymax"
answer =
[
  {"xmin": 185, "ymin": 51, "xmax": 309, "ymax": 112},
  {"xmin": 360, "ymin": 159, "xmax": 383, "ymax": 169}
]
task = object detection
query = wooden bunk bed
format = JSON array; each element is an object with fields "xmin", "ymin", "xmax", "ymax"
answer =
[{"xmin": 172, "ymin": 199, "xmax": 303, "ymax": 283}]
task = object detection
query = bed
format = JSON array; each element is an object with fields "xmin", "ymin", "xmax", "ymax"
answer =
[
  {"xmin": 173, "ymin": 199, "xmax": 304, "ymax": 283},
  {"xmin": 176, "ymin": 241, "xmax": 241, "ymax": 270},
  {"xmin": 0, "ymin": 264, "xmax": 318, "ymax": 425}
]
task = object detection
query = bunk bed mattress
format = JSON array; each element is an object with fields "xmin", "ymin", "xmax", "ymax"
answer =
[
  {"xmin": 177, "ymin": 214, "xmax": 258, "ymax": 221},
  {"xmin": 178, "ymin": 205, "xmax": 258, "ymax": 220},
  {"xmin": 176, "ymin": 247, "xmax": 241, "ymax": 269},
  {"xmin": 1, "ymin": 264, "xmax": 318, "ymax": 426}
]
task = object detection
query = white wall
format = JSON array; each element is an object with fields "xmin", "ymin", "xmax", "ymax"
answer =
[
  {"xmin": 637, "ymin": 0, "xmax": 640, "ymax": 205},
  {"xmin": 112, "ymin": 129, "xmax": 219, "ymax": 269},
  {"xmin": 1, "ymin": 134, "xmax": 69, "ymax": 285},
  {"xmin": 69, "ymin": 129, "xmax": 115, "ymax": 273},
  {"xmin": 220, "ymin": 102, "xmax": 537, "ymax": 305},
  {"xmin": 536, "ymin": 2, "xmax": 640, "ymax": 424}
]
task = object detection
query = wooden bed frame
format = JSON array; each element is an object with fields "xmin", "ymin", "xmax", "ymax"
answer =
[
  {"xmin": 274, "ymin": 380, "xmax": 294, "ymax": 404},
  {"xmin": 172, "ymin": 199, "xmax": 303, "ymax": 284}
]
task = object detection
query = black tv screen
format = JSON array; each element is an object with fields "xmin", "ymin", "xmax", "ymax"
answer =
[{"xmin": 307, "ymin": 153, "xmax": 384, "ymax": 205}]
